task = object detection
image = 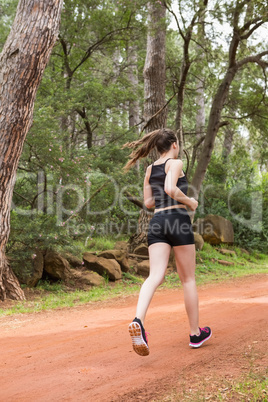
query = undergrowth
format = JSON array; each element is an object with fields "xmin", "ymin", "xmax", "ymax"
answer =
[{"xmin": 0, "ymin": 243, "xmax": 267, "ymax": 317}]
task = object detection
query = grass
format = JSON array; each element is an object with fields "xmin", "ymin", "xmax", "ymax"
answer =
[
  {"xmin": 59, "ymin": 235, "xmax": 127, "ymax": 255},
  {"xmin": 0, "ymin": 278, "xmax": 141, "ymax": 316},
  {"xmin": 155, "ymin": 339, "xmax": 268, "ymax": 401},
  {"xmin": 0, "ymin": 243, "xmax": 267, "ymax": 317},
  {"xmin": 163, "ymin": 243, "xmax": 268, "ymax": 289},
  {"xmin": 157, "ymin": 370, "xmax": 268, "ymax": 401},
  {"xmin": 228, "ymin": 373, "xmax": 268, "ymax": 402}
]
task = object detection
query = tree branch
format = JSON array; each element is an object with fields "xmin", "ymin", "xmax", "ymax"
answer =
[
  {"xmin": 219, "ymin": 121, "xmax": 230, "ymax": 128},
  {"xmin": 163, "ymin": 1, "xmax": 185, "ymax": 39},
  {"xmin": 13, "ymin": 191, "xmax": 32, "ymax": 205},
  {"xmin": 240, "ymin": 20, "xmax": 267, "ymax": 40},
  {"xmin": 123, "ymin": 191, "xmax": 154, "ymax": 213},
  {"xmin": 62, "ymin": 182, "xmax": 109, "ymax": 225},
  {"xmin": 236, "ymin": 51, "xmax": 268, "ymax": 69},
  {"xmin": 59, "ymin": 37, "xmax": 73, "ymax": 78},
  {"xmin": 72, "ymin": 26, "xmax": 133, "ymax": 76}
]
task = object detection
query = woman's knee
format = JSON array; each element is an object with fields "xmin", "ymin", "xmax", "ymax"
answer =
[
  {"xmin": 180, "ymin": 275, "xmax": 196, "ymax": 286},
  {"xmin": 147, "ymin": 273, "xmax": 165, "ymax": 288}
]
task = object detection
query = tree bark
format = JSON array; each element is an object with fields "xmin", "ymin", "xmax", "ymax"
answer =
[
  {"xmin": 127, "ymin": 44, "xmax": 140, "ymax": 173},
  {"xmin": 190, "ymin": 67, "xmax": 238, "ymax": 198},
  {"xmin": 143, "ymin": 2, "xmax": 167, "ymax": 131},
  {"xmin": 222, "ymin": 125, "xmax": 234, "ymax": 162},
  {"xmin": 0, "ymin": 0, "xmax": 63, "ymax": 300},
  {"xmin": 76, "ymin": 107, "xmax": 93, "ymax": 150},
  {"xmin": 127, "ymin": 44, "xmax": 140, "ymax": 132},
  {"xmin": 193, "ymin": 2, "xmax": 207, "ymax": 169},
  {"xmin": 129, "ymin": 2, "xmax": 167, "ymax": 251}
]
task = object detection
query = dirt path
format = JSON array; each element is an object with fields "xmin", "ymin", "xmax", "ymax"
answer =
[{"xmin": 0, "ymin": 274, "xmax": 267, "ymax": 401}]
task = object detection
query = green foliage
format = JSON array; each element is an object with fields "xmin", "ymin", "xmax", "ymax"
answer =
[
  {"xmin": 195, "ymin": 146, "xmax": 268, "ymax": 252},
  {"xmin": 1, "ymin": 0, "xmax": 267, "ymax": 276},
  {"xmin": 122, "ymin": 272, "xmax": 144, "ymax": 284},
  {"xmin": 7, "ymin": 211, "xmax": 71, "ymax": 281},
  {"xmin": 0, "ymin": 0, "xmax": 18, "ymax": 50}
]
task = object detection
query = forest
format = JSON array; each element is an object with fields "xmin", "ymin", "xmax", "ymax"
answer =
[{"xmin": 0, "ymin": 0, "xmax": 267, "ymax": 300}]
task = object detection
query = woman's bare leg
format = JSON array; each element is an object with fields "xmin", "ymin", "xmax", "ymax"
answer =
[
  {"xmin": 135, "ymin": 242, "xmax": 171, "ymax": 324},
  {"xmin": 173, "ymin": 244, "xmax": 199, "ymax": 335}
]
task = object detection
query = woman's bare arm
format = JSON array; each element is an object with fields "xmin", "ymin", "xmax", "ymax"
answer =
[
  {"xmin": 164, "ymin": 160, "xmax": 198, "ymax": 211},
  {"xmin": 143, "ymin": 165, "xmax": 155, "ymax": 209}
]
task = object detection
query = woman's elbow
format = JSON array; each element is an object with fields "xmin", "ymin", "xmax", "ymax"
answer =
[
  {"xmin": 164, "ymin": 186, "xmax": 175, "ymax": 198},
  {"xmin": 144, "ymin": 199, "xmax": 155, "ymax": 209}
]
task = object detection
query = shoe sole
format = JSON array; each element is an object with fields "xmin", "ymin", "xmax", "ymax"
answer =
[
  {"xmin": 128, "ymin": 322, "xmax": 149, "ymax": 356},
  {"xmin": 189, "ymin": 330, "xmax": 212, "ymax": 348}
]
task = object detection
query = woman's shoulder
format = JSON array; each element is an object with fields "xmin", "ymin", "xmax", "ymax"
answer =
[
  {"xmin": 145, "ymin": 164, "xmax": 153, "ymax": 179},
  {"xmin": 167, "ymin": 158, "xmax": 183, "ymax": 168},
  {"xmin": 165, "ymin": 158, "xmax": 183, "ymax": 175}
]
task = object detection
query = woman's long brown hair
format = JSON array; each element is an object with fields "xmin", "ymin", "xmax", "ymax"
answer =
[{"xmin": 122, "ymin": 128, "xmax": 177, "ymax": 171}]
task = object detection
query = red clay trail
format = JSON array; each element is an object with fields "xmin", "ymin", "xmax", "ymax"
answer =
[{"xmin": 0, "ymin": 274, "xmax": 267, "ymax": 401}]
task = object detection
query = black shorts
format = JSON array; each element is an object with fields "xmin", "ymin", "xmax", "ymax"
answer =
[{"xmin": 147, "ymin": 208, "xmax": 195, "ymax": 247}]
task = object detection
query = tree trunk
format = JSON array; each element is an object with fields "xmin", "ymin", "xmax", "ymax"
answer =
[
  {"xmin": 76, "ymin": 107, "xmax": 93, "ymax": 149},
  {"xmin": 189, "ymin": 67, "xmax": 237, "ymax": 198},
  {"xmin": 192, "ymin": 5, "xmax": 207, "ymax": 171},
  {"xmin": 129, "ymin": 2, "xmax": 167, "ymax": 251},
  {"xmin": 173, "ymin": 0, "xmax": 208, "ymax": 159},
  {"xmin": 222, "ymin": 125, "xmax": 234, "ymax": 162},
  {"xmin": 143, "ymin": 2, "xmax": 167, "ymax": 131},
  {"xmin": 195, "ymin": 79, "xmax": 205, "ymax": 147},
  {"xmin": 127, "ymin": 44, "xmax": 140, "ymax": 132},
  {"xmin": 127, "ymin": 44, "xmax": 140, "ymax": 173},
  {"xmin": 189, "ymin": 0, "xmax": 268, "ymax": 199},
  {"xmin": 0, "ymin": 0, "xmax": 63, "ymax": 300},
  {"xmin": 221, "ymin": 124, "xmax": 235, "ymax": 183},
  {"xmin": 175, "ymin": 55, "xmax": 191, "ymax": 159}
]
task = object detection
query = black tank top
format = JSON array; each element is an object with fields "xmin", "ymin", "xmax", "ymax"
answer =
[{"xmin": 149, "ymin": 158, "xmax": 188, "ymax": 209}]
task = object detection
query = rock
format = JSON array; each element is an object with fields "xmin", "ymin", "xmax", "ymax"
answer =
[
  {"xmin": 61, "ymin": 252, "xmax": 83, "ymax": 268},
  {"xmin": 217, "ymin": 259, "xmax": 235, "ymax": 266},
  {"xmin": 193, "ymin": 215, "xmax": 234, "ymax": 245},
  {"xmin": 136, "ymin": 260, "xmax": 150, "ymax": 277},
  {"xmin": 216, "ymin": 248, "xmax": 236, "ymax": 256},
  {"xmin": 70, "ymin": 269, "xmax": 105, "ymax": 287},
  {"xmin": 194, "ymin": 232, "xmax": 204, "ymax": 251},
  {"xmin": 83, "ymin": 252, "xmax": 122, "ymax": 281},
  {"xmin": 128, "ymin": 258, "xmax": 139, "ymax": 273},
  {"xmin": 27, "ymin": 250, "xmax": 44, "ymax": 287},
  {"xmin": 98, "ymin": 249, "xmax": 129, "ymax": 273},
  {"xmin": 44, "ymin": 251, "xmax": 71, "ymax": 280},
  {"xmin": 84, "ymin": 251, "xmax": 97, "ymax": 256},
  {"xmin": 133, "ymin": 243, "xmax": 149, "ymax": 256},
  {"xmin": 114, "ymin": 241, "xmax": 129, "ymax": 252}
]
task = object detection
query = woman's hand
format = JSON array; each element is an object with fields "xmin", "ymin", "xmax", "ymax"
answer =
[{"xmin": 188, "ymin": 197, "xmax": 198, "ymax": 211}]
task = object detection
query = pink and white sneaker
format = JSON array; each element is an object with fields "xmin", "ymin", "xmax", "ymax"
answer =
[
  {"xmin": 129, "ymin": 317, "xmax": 149, "ymax": 356},
  {"xmin": 189, "ymin": 327, "xmax": 212, "ymax": 348}
]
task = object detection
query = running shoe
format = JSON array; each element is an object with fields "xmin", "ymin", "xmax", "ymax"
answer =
[
  {"xmin": 128, "ymin": 317, "xmax": 149, "ymax": 356},
  {"xmin": 189, "ymin": 327, "xmax": 212, "ymax": 348}
]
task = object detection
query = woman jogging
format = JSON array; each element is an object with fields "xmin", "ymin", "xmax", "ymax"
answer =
[{"xmin": 124, "ymin": 128, "xmax": 212, "ymax": 356}]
